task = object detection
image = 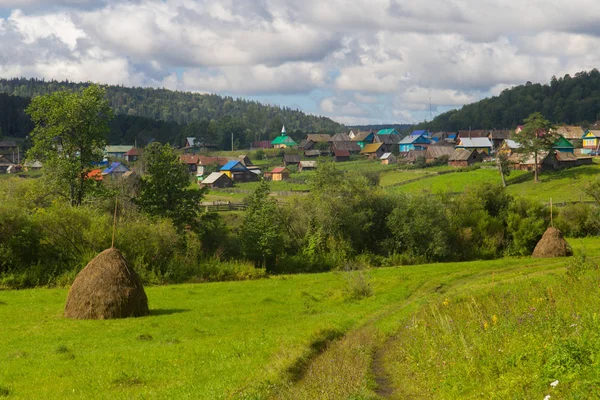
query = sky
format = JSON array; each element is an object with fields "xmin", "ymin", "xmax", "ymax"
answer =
[{"xmin": 1, "ymin": 1, "xmax": 600, "ymax": 125}]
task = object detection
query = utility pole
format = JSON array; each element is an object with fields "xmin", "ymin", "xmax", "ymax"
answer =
[{"xmin": 231, "ymin": 132, "xmax": 234, "ymax": 152}]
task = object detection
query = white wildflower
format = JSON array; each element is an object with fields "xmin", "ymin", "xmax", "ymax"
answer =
[
  {"xmin": 544, "ymin": 395, "xmax": 551, "ymax": 400},
  {"xmin": 550, "ymin": 380, "xmax": 559, "ymax": 388}
]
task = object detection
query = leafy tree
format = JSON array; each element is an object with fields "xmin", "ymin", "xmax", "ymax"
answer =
[
  {"xmin": 496, "ymin": 153, "xmax": 511, "ymax": 187},
  {"xmin": 25, "ymin": 84, "xmax": 113, "ymax": 206},
  {"xmin": 136, "ymin": 142, "xmax": 205, "ymax": 229},
  {"xmin": 512, "ymin": 112, "xmax": 556, "ymax": 182},
  {"xmin": 240, "ymin": 180, "xmax": 284, "ymax": 269}
]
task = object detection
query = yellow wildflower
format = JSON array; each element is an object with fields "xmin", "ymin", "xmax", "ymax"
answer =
[
  {"xmin": 442, "ymin": 298, "xmax": 449, "ymax": 307},
  {"xmin": 483, "ymin": 321, "xmax": 489, "ymax": 330},
  {"xmin": 492, "ymin": 315, "xmax": 498, "ymax": 325}
]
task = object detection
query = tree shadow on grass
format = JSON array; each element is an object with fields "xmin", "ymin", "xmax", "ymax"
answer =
[{"xmin": 149, "ymin": 309, "xmax": 190, "ymax": 317}]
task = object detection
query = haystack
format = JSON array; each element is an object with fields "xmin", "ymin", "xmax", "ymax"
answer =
[
  {"xmin": 532, "ymin": 227, "xmax": 573, "ymax": 258},
  {"xmin": 64, "ymin": 248, "xmax": 149, "ymax": 319}
]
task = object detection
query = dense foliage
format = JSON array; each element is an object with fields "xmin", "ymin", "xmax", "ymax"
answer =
[
  {"xmin": 0, "ymin": 77, "xmax": 345, "ymax": 148},
  {"xmin": 422, "ymin": 69, "xmax": 600, "ymax": 130}
]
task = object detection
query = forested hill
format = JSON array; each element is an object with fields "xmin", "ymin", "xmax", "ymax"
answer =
[
  {"xmin": 0, "ymin": 77, "xmax": 344, "ymax": 147},
  {"xmin": 421, "ymin": 69, "xmax": 600, "ymax": 131}
]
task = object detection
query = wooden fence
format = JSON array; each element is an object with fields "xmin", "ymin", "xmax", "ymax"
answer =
[{"xmin": 201, "ymin": 202, "xmax": 247, "ymax": 212}]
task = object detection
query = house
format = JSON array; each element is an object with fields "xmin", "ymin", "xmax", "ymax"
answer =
[
  {"xmin": 238, "ymin": 155, "xmax": 253, "ymax": 166},
  {"xmin": 333, "ymin": 149, "xmax": 350, "ymax": 162},
  {"xmin": 351, "ymin": 131, "xmax": 375, "ymax": 149},
  {"xmin": 306, "ymin": 134, "xmax": 332, "ymax": 143},
  {"xmin": 270, "ymin": 167, "xmax": 290, "ymax": 181},
  {"xmin": 403, "ymin": 150, "xmax": 427, "ymax": 164},
  {"xmin": 554, "ymin": 126, "xmax": 584, "ymax": 141},
  {"xmin": 508, "ymin": 151, "xmax": 548, "ymax": 171},
  {"xmin": 220, "ymin": 160, "xmax": 257, "ymax": 182},
  {"xmin": 332, "ymin": 140, "xmax": 361, "ymax": 154},
  {"xmin": 124, "ymin": 147, "xmax": 142, "ymax": 162},
  {"xmin": 448, "ymin": 149, "xmax": 483, "ymax": 167},
  {"xmin": 196, "ymin": 156, "xmax": 230, "ymax": 176},
  {"xmin": 430, "ymin": 132, "xmax": 448, "ymax": 142},
  {"xmin": 180, "ymin": 154, "xmax": 200, "ymax": 174},
  {"xmin": 409, "ymin": 130, "xmax": 429, "ymax": 138},
  {"xmin": 271, "ymin": 126, "xmax": 298, "ymax": 149},
  {"xmin": 457, "ymin": 130, "xmax": 488, "ymax": 139},
  {"xmin": 200, "ymin": 172, "xmax": 233, "ymax": 189},
  {"xmin": 455, "ymin": 137, "xmax": 493, "ymax": 154},
  {"xmin": 0, "ymin": 141, "xmax": 19, "ymax": 163},
  {"xmin": 552, "ymin": 136, "xmax": 575, "ymax": 153},
  {"xmin": 488, "ymin": 130, "xmax": 511, "ymax": 151},
  {"xmin": 283, "ymin": 154, "xmax": 301, "ymax": 167},
  {"xmin": 515, "ymin": 125, "xmax": 524, "ymax": 134},
  {"xmin": 332, "ymin": 132, "xmax": 351, "ymax": 142},
  {"xmin": 582, "ymin": 130, "xmax": 600, "ymax": 150},
  {"xmin": 498, "ymin": 139, "xmax": 521, "ymax": 156},
  {"xmin": 102, "ymin": 162, "xmax": 130, "ymax": 178},
  {"xmin": 183, "ymin": 137, "xmax": 218, "ymax": 153},
  {"xmin": 24, "ymin": 160, "xmax": 43, "ymax": 171},
  {"xmin": 304, "ymin": 150, "xmax": 322, "ymax": 157},
  {"xmin": 399, "ymin": 134, "xmax": 430, "ymax": 152},
  {"xmin": 377, "ymin": 128, "xmax": 400, "ymax": 135},
  {"xmin": 425, "ymin": 145, "xmax": 455, "ymax": 162},
  {"xmin": 105, "ymin": 145, "xmax": 134, "ymax": 160},
  {"xmin": 375, "ymin": 134, "xmax": 401, "ymax": 153},
  {"xmin": 298, "ymin": 161, "xmax": 317, "ymax": 172},
  {"xmin": 298, "ymin": 139, "xmax": 315, "ymax": 151},
  {"xmin": 360, "ymin": 142, "xmax": 385, "ymax": 159},
  {"xmin": 380, "ymin": 153, "xmax": 397, "ymax": 165}
]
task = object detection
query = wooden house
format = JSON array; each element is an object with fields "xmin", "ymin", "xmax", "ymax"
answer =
[
  {"xmin": 455, "ymin": 137, "xmax": 493, "ymax": 154},
  {"xmin": 220, "ymin": 160, "xmax": 257, "ymax": 182},
  {"xmin": 399, "ymin": 134, "xmax": 430, "ymax": 152},
  {"xmin": 180, "ymin": 154, "xmax": 200, "ymax": 174},
  {"xmin": 105, "ymin": 145, "xmax": 134, "ymax": 160},
  {"xmin": 448, "ymin": 149, "xmax": 482, "ymax": 167},
  {"xmin": 457, "ymin": 130, "xmax": 488, "ymax": 139},
  {"xmin": 24, "ymin": 160, "xmax": 43, "ymax": 171},
  {"xmin": 298, "ymin": 161, "xmax": 317, "ymax": 172},
  {"xmin": 298, "ymin": 139, "xmax": 315, "ymax": 151},
  {"xmin": 403, "ymin": 150, "xmax": 427, "ymax": 164},
  {"xmin": 270, "ymin": 167, "xmax": 290, "ymax": 181},
  {"xmin": 304, "ymin": 150, "xmax": 322, "ymax": 157},
  {"xmin": 508, "ymin": 151, "xmax": 548, "ymax": 171},
  {"xmin": 380, "ymin": 153, "xmax": 397, "ymax": 165},
  {"xmin": 283, "ymin": 154, "xmax": 301, "ymax": 167},
  {"xmin": 488, "ymin": 130, "xmax": 511, "ymax": 151},
  {"xmin": 352, "ymin": 131, "xmax": 375, "ymax": 149},
  {"xmin": 124, "ymin": 147, "xmax": 142, "ymax": 162},
  {"xmin": 425, "ymin": 145, "xmax": 455, "ymax": 162},
  {"xmin": 332, "ymin": 132, "xmax": 351, "ymax": 142},
  {"xmin": 582, "ymin": 130, "xmax": 600, "ymax": 150},
  {"xmin": 0, "ymin": 141, "xmax": 19, "ymax": 163},
  {"xmin": 332, "ymin": 140, "xmax": 361, "ymax": 154},
  {"xmin": 183, "ymin": 137, "xmax": 218, "ymax": 153},
  {"xmin": 306, "ymin": 134, "xmax": 332, "ymax": 144},
  {"xmin": 333, "ymin": 149, "xmax": 350, "ymax": 162},
  {"xmin": 554, "ymin": 126, "xmax": 584, "ymax": 141},
  {"xmin": 200, "ymin": 172, "xmax": 233, "ymax": 188},
  {"xmin": 360, "ymin": 143, "xmax": 385, "ymax": 159},
  {"xmin": 498, "ymin": 139, "xmax": 521, "ymax": 156},
  {"xmin": 375, "ymin": 134, "xmax": 401, "ymax": 153},
  {"xmin": 102, "ymin": 162, "xmax": 130, "ymax": 178}
]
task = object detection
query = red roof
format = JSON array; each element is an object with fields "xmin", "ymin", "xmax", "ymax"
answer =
[
  {"xmin": 124, "ymin": 147, "xmax": 142, "ymax": 156},
  {"xmin": 271, "ymin": 167, "xmax": 288, "ymax": 173},
  {"xmin": 86, "ymin": 169, "xmax": 103, "ymax": 181},
  {"xmin": 180, "ymin": 154, "xmax": 200, "ymax": 164},
  {"xmin": 334, "ymin": 149, "xmax": 350, "ymax": 157},
  {"xmin": 198, "ymin": 156, "xmax": 230, "ymax": 166}
]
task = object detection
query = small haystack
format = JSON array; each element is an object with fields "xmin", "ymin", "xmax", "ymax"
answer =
[
  {"xmin": 65, "ymin": 248, "xmax": 149, "ymax": 319},
  {"xmin": 532, "ymin": 227, "xmax": 573, "ymax": 258}
]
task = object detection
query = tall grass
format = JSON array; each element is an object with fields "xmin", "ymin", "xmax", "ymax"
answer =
[{"xmin": 383, "ymin": 254, "xmax": 600, "ymax": 399}]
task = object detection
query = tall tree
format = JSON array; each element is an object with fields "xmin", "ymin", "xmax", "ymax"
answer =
[
  {"xmin": 26, "ymin": 85, "xmax": 113, "ymax": 206},
  {"xmin": 136, "ymin": 142, "xmax": 205, "ymax": 229},
  {"xmin": 512, "ymin": 112, "xmax": 556, "ymax": 183}
]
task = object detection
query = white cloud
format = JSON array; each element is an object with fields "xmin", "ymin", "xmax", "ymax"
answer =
[{"xmin": 3, "ymin": 0, "xmax": 600, "ymax": 124}]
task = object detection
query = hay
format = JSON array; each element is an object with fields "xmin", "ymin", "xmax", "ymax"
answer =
[
  {"xmin": 64, "ymin": 248, "xmax": 149, "ymax": 319},
  {"xmin": 532, "ymin": 227, "xmax": 573, "ymax": 258}
]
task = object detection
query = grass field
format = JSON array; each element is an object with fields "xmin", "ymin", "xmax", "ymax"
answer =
[{"xmin": 1, "ymin": 239, "xmax": 598, "ymax": 399}]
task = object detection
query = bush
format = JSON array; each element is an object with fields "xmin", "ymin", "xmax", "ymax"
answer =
[{"xmin": 555, "ymin": 203, "xmax": 600, "ymax": 237}]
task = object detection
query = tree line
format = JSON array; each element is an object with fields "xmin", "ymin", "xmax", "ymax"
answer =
[
  {"xmin": 420, "ymin": 69, "xmax": 600, "ymax": 131},
  {"xmin": 0, "ymin": 77, "xmax": 345, "ymax": 148}
]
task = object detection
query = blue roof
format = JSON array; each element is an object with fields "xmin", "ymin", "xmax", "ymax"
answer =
[
  {"xmin": 102, "ymin": 162, "xmax": 129, "ymax": 174},
  {"xmin": 410, "ymin": 130, "xmax": 428, "ymax": 137},
  {"xmin": 399, "ymin": 135, "xmax": 431, "ymax": 145},
  {"xmin": 220, "ymin": 161, "xmax": 249, "ymax": 172}
]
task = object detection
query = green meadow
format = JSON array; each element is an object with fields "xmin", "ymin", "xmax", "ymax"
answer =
[{"xmin": 1, "ymin": 239, "xmax": 599, "ymax": 399}]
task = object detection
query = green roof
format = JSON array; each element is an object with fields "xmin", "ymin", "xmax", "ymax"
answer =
[
  {"xmin": 552, "ymin": 136, "xmax": 574, "ymax": 149},
  {"xmin": 271, "ymin": 135, "xmax": 297, "ymax": 146},
  {"xmin": 377, "ymin": 128, "xmax": 399, "ymax": 135}
]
